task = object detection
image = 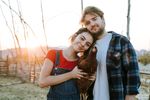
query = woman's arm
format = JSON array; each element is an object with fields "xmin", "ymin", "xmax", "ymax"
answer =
[{"xmin": 38, "ymin": 58, "xmax": 84, "ymax": 88}]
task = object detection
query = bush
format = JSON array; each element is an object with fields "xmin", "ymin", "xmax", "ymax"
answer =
[{"xmin": 138, "ymin": 52, "xmax": 150, "ymax": 65}]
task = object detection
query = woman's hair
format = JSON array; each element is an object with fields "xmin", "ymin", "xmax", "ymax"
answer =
[
  {"xmin": 80, "ymin": 6, "xmax": 104, "ymax": 24},
  {"xmin": 70, "ymin": 27, "xmax": 96, "ymax": 43},
  {"xmin": 70, "ymin": 27, "xmax": 97, "ymax": 56}
]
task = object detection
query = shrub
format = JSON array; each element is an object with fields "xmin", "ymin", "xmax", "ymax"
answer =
[{"xmin": 138, "ymin": 52, "xmax": 150, "ymax": 65}]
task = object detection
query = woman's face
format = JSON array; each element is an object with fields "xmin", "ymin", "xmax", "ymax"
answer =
[{"xmin": 72, "ymin": 32, "xmax": 93, "ymax": 52}]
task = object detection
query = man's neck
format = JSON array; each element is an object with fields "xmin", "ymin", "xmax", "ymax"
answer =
[{"xmin": 97, "ymin": 30, "xmax": 107, "ymax": 40}]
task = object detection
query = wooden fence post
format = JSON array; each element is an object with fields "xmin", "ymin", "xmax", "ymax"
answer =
[{"xmin": 0, "ymin": 55, "xmax": 9, "ymax": 75}]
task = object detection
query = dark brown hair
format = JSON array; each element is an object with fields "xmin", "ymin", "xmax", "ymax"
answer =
[
  {"xmin": 70, "ymin": 27, "xmax": 97, "ymax": 56},
  {"xmin": 70, "ymin": 27, "xmax": 96, "ymax": 43}
]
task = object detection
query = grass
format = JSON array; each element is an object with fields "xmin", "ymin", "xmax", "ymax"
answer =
[
  {"xmin": 0, "ymin": 76, "xmax": 48, "ymax": 100},
  {"xmin": 0, "ymin": 76, "xmax": 149, "ymax": 100}
]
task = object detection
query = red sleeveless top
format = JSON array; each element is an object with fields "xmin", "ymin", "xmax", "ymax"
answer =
[{"xmin": 46, "ymin": 49, "xmax": 78, "ymax": 70}]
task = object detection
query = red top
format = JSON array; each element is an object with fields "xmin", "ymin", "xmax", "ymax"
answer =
[{"xmin": 46, "ymin": 49, "xmax": 78, "ymax": 70}]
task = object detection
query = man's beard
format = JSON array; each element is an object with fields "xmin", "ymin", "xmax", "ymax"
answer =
[{"xmin": 92, "ymin": 28, "xmax": 105, "ymax": 39}]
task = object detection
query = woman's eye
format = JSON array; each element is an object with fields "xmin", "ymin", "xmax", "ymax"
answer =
[
  {"xmin": 80, "ymin": 37, "xmax": 85, "ymax": 41},
  {"xmin": 86, "ymin": 43, "xmax": 91, "ymax": 47},
  {"xmin": 92, "ymin": 17, "xmax": 97, "ymax": 21}
]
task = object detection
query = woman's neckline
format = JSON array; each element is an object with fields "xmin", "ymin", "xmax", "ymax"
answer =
[{"xmin": 62, "ymin": 49, "xmax": 78, "ymax": 62}]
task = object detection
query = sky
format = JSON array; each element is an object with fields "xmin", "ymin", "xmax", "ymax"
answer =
[{"xmin": 0, "ymin": 0, "xmax": 150, "ymax": 51}]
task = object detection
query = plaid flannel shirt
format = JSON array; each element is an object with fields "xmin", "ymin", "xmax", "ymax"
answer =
[{"xmin": 106, "ymin": 31, "xmax": 141, "ymax": 100}]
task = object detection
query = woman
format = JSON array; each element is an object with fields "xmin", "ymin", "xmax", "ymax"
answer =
[{"xmin": 38, "ymin": 28, "xmax": 96, "ymax": 100}]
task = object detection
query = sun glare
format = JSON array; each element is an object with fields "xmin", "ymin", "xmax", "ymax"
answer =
[{"xmin": 26, "ymin": 38, "xmax": 40, "ymax": 49}]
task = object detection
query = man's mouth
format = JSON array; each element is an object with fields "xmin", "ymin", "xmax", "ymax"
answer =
[{"xmin": 91, "ymin": 25, "xmax": 98, "ymax": 32}]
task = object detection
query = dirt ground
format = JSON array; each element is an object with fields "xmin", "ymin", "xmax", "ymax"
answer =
[
  {"xmin": 0, "ymin": 76, "xmax": 149, "ymax": 100},
  {"xmin": 0, "ymin": 76, "xmax": 48, "ymax": 100}
]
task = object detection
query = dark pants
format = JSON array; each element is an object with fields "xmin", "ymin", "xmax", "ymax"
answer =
[{"xmin": 47, "ymin": 68, "xmax": 80, "ymax": 100}]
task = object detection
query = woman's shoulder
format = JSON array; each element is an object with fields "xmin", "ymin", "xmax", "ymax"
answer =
[
  {"xmin": 47, "ymin": 47, "xmax": 64, "ymax": 53},
  {"xmin": 46, "ymin": 49, "xmax": 56, "ymax": 55},
  {"xmin": 47, "ymin": 49, "xmax": 63, "ymax": 56}
]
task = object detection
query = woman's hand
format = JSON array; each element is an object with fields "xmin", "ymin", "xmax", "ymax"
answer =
[{"xmin": 70, "ymin": 66, "xmax": 87, "ymax": 79}]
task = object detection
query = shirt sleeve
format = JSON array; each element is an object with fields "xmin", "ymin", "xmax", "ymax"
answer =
[
  {"xmin": 45, "ymin": 49, "xmax": 56, "ymax": 64},
  {"xmin": 121, "ymin": 37, "xmax": 141, "ymax": 95}
]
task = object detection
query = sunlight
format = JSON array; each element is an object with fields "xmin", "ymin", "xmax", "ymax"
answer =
[
  {"xmin": 26, "ymin": 37, "xmax": 40, "ymax": 49},
  {"xmin": 0, "ymin": 0, "xmax": 150, "ymax": 51}
]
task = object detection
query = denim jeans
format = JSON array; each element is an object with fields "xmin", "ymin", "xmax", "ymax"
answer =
[{"xmin": 47, "ymin": 68, "xmax": 80, "ymax": 100}]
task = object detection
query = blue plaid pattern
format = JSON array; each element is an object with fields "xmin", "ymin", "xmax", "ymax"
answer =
[{"xmin": 106, "ymin": 31, "xmax": 141, "ymax": 100}]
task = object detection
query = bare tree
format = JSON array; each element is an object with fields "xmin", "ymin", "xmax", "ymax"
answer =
[
  {"xmin": 1, "ymin": 0, "xmax": 47, "ymax": 54},
  {"xmin": 81, "ymin": 0, "xmax": 83, "ymax": 14},
  {"xmin": 40, "ymin": 0, "xmax": 48, "ymax": 51},
  {"xmin": 0, "ymin": 1, "xmax": 18, "ymax": 55},
  {"xmin": 127, "ymin": 0, "xmax": 131, "ymax": 40}
]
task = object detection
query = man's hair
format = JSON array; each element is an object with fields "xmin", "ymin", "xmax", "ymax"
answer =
[{"xmin": 80, "ymin": 6, "xmax": 104, "ymax": 24}]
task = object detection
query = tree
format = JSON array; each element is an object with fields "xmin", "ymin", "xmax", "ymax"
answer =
[{"xmin": 127, "ymin": 0, "xmax": 131, "ymax": 40}]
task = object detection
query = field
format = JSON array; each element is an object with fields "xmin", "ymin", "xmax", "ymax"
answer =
[
  {"xmin": 0, "ymin": 76, "xmax": 48, "ymax": 100},
  {"xmin": 0, "ymin": 76, "xmax": 150, "ymax": 100}
]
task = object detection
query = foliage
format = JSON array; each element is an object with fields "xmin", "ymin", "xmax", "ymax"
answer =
[{"xmin": 138, "ymin": 52, "xmax": 150, "ymax": 65}]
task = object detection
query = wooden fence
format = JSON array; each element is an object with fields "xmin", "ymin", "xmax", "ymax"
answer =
[
  {"xmin": 1, "ymin": 57, "xmax": 150, "ymax": 97},
  {"xmin": 0, "ymin": 56, "xmax": 9, "ymax": 75},
  {"xmin": 0, "ymin": 57, "xmax": 42, "ymax": 83},
  {"xmin": 139, "ymin": 71, "xmax": 150, "ymax": 100}
]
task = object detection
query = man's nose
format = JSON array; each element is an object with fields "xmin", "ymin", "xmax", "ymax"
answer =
[{"xmin": 90, "ymin": 21, "xmax": 95, "ymax": 26}]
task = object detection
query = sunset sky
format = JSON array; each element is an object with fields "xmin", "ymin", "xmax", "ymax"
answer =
[{"xmin": 0, "ymin": 0, "xmax": 150, "ymax": 51}]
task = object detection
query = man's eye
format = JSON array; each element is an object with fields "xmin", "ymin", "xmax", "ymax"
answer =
[
  {"xmin": 92, "ymin": 17, "xmax": 97, "ymax": 21},
  {"xmin": 85, "ymin": 21, "xmax": 90, "ymax": 26}
]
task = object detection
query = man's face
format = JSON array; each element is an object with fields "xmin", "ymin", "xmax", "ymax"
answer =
[{"xmin": 83, "ymin": 14, "xmax": 105, "ymax": 36}]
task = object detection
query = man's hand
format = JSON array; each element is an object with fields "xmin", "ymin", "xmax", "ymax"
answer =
[
  {"xmin": 88, "ymin": 73, "xmax": 96, "ymax": 81},
  {"xmin": 125, "ymin": 95, "xmax": 136, "ymax": 100}
]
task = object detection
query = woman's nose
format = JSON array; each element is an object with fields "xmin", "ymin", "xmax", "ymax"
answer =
[{"xmin": 81, "ymin": 41, "xmax": 85, "ymax": 47}]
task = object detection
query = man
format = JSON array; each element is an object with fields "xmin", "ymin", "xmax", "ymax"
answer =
[{"xmin": 80, "ymin": 6, "xmax": 141, "ymax": 100}]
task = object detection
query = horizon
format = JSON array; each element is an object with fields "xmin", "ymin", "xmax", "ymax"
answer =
[{"xmin": 0, "ymin": 45, "xmax": 149, "ymax": 52}]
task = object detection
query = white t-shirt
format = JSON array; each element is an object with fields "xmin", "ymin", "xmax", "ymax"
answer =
[{"xmin": 93, "ymin": 33, "xmax": 112, "ymax": 100}]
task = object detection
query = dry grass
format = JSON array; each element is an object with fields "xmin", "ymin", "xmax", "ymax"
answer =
[
  {"xmin": 0, "ymin": 76, "xmax": 48, "ymax": 100},
  {"xmin": 0, "ymin": 76, "xmax": 149, "ymax": 100}
]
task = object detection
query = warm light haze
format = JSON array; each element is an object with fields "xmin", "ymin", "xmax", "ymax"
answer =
[{"xmin": 0, "ymin": 0, "xmax": 150, "ymax": 51}]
